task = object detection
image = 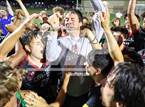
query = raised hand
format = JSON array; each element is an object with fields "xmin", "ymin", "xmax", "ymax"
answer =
[{"xmin": 100, "ymin": 11, "xmax": 110, "ymax": 30}]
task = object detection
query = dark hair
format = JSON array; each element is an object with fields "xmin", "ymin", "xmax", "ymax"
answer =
[
  {"xmin": 122, "ymin": 48, "xmax": 144, "ymax": 70},
  {"xmin": 68, "ymin": 9, "xmax": 83, "ymax": 22},
  {"xmin": 124, "ymin": 13, "xmax": 140, "ymax": 22},
  {"xmin": 20, "ymin": 29, "xmax": 40, "ymax": 53},
  {"xmin": 81, "ymin": 16, "xmax": 92, "ymax": 30},
  {"xmin": 112, "ymin": 18, "xmax": 121, "ymax": 26},
  {"xmin": 112, "ymin": 62, "xmax": 145, "ymax": 107},
  {"xmin": 141, "ymin": 12, "xmax": 145, "ymax": 18},
  {"xmin": 111, "ymin": 26, "xmax": 129, "ymax": 39},
  {"xmin": 87, "ymin": 49, "xmax": 114, "ymax": 76},
  {"xmin": 124, "ymin": 13, "xmax": 128, "ymax": 20}
]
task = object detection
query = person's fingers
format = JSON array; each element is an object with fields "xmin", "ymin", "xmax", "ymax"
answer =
[{"xmin": 100, "ymin": 13, "xmax": 104, "ymax": 22}]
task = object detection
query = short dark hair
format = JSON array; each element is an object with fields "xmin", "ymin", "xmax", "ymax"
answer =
[
  {"xmin": 87, "ymin": 49, "xmax": 114, "ymax": 76},
  {"xmin": 68, "ymin": 9, "xmax": 83, "ymax": 22},
  {"xmin": 112, "ymin": 62, "xmax": 145, "ymax": 107},
  {"xmin": 111, "ymin": 26, "xmax": 129, "ymax": 39},
  {"xmin": 122, "ymin": 48, "xmax": 144, "ymax": 70},
  {"xmin": 20, "ymin": 29, "xmax": 39, "ymax": 46},
  {"xmin": 20, "ymin": 29, "xmax": 41, "ymax": 54}
]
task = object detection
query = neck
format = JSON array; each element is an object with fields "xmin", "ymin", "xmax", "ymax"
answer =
[
  {"xmin": 28, "ymin": 55, "xmax": 43, "ymax": 68},
  {"xmin": 70, "ymin": 29, "xmax": 80, "ymax": 40}
]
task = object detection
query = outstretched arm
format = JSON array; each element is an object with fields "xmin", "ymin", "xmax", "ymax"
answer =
[
  {"xmin": 100, "ymin": 11, "xmax": 124, "ymax": 64},
  {"xmin": 127, "ymin": 0, "xmax": 140, "ymax": 33},
  {"xmin": 7, "ymin": 0, "xmax": 30, "ymax": 33},
  {"xmin": 16, "ymin": 0, "xmax": 30, "ymax": 17},
  {"xmin": 6, "ymin": 9, "xmax": 25, "ymax": 33},
  {"xmin": 0, "ymin": 14, "xmax": 38, "ymax": 59}
]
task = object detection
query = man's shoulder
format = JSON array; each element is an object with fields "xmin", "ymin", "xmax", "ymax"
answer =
[{"xmin": 80, "ymin": 36, "xmax": 91, "ymax": 44}]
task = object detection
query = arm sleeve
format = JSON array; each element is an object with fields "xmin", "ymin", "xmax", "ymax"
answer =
[
  {"xmin": 6, "ymin": 0, "xmax": 14, "ymax": 16},
  {"xmin": 91, "ymin": 0, "xmax": 106, "ymax": 42},
  {"xmin": 45, "ymin": 32, "xmax": 62, "ymax": 62},
  {"xmin": 90, "ymin": 0, "xmax": 106, "ymax": 12}
]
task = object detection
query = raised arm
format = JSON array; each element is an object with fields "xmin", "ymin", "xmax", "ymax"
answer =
[
  {"xmin": 90, "ymin": 0, "xmax": 107, "ymax": 42},
  {"xmin": 100, "ymin": 11, "xmax": 124, "ymax": 64},
  {"xmin": 50, "ymin": 71, "xmax": 71, "ymax": 107},
  {"xmin": 16, "ymin": 0, "xmax": 30, "ymax": 18},
  {"xmin": 7, "ymin": 0, "xmax": 30, "ymax": 33},
  {"xmin": 6, "ymin": 9, "xmax": 25, "ymax": 33},
  {"xmin": 127, "ymin": 0, "xmax": 140, "ymax": 33},
  {"xmin": 0, "ymin": 14, "xmax": 38, "ymax": 59}
]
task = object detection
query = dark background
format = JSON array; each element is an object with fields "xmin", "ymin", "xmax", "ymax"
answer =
[{"xmin": 1, "ymin": 0, "xmax": 81, "ymax": 5}]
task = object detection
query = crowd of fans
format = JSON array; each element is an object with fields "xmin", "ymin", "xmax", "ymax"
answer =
[{"xmin": 0, "ymin": 0, "xmax": 145, "ymax": 107}]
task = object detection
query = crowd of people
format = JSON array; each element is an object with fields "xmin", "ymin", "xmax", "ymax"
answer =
[{"xmin": 0, "ymin": 0, "xmax": 145, "ymax": 107}]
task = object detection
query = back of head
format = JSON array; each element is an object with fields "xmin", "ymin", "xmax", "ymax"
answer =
[
  {"xmin": 87, "ymin": 49, "xmax": 114, "ymax": 76},
  {"xmin": 123, "ymin": 48, "xmax": 144, "ymax": 71},
  {"xmin": 0, "ymin": 61, "xmax": 27, "ymax": 107},
  {"xmin": 111, "ymin": 26, "xmax": 129, "ymax": 39},
  {"xmin": 40, "ymin": 10, "xmax": 48, "ymax": 16},
  {"xmin": 113, "ymin": 62, "xmax": 145, "ymax": 107},
  {"xmin": 53, "ymin": 6, "xmax": 64, "ymax": 15}
]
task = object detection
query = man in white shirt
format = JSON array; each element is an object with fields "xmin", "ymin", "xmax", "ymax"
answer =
[{"xmin": 46, "ymin": 9, "xmax": 94, "ymax": 107}]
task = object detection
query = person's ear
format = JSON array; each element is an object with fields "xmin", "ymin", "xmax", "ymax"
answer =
[
  {"xmin": 95, "ymin": 68, "xmax": 101, "ymax": 75},
  {"xmin": 24, "ymin": 45, "xmax": 31, "ymax": 53},
  {"xmin": 116, "ymin": 102, "xmax": 124, "ymax": 107}
]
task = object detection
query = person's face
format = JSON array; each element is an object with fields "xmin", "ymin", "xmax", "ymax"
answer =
[
  {"xmin": 1, "ymin": 10, "xmax": 7, "ymax": 17},
  {"xmin": 101, "ymin": 73, "xmax": 116, "ymax": 107},
  {"xmin": 29, "ymin": 36, "xmax": 45, "ymax": 60},
  {"xmin": 113, "ymin": 19, "xmax": 120, "ymax": 27},
  {"xmin": 64, "ymin": 12, "xmax": 82, "ymax": 31},
  {"xmin": 85, "ymin": 63, "xmax": 105, "ymax": 85}
]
